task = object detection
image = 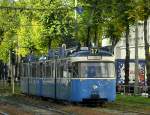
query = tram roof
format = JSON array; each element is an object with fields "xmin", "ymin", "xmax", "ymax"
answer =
[{"xmin": 69, "ymin": 50, "xmax": 113, "ymax": 57}]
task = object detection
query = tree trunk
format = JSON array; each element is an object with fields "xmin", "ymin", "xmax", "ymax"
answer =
[
  {"xmin": 144, "ymin": 17, "xmax": 150, "ymax": 96},
  {"xmin": 94, "ymin": 25, "xmax": 98, "ymax": 46},
  {"xmin": 86, "ymin": 26, "xmax": 91, "ymax": 47},
  {"xmin": 134, "ymin": 22, "xmax": 139, "ymax": 94},
  {"xmin": 48, "ymin": 37, "xmax": 52, "ymax": 50},
  {"xmin": 143, "ymin": 0, "xmax": 150, "ymax": 97},
  {"xmin": 124, "ymin": 24, "xmax": 130, "ymax": 92},
  {"xmin": 111, "ymin": 38, "xmax": 118, "ymax": 54}
]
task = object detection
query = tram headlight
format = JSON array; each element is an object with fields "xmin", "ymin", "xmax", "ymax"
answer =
[
  {"xmin": 91, "ymin": 84, "xmax": 99, "ymax": 99},
  {"xmin": 92, "ymin": 84, "xmax": 98, "ymax": 90}
]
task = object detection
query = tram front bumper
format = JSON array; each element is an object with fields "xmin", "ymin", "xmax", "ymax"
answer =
[{"xmin": 82, "ymin": 94, "xmax": 108, "ymax": 104}]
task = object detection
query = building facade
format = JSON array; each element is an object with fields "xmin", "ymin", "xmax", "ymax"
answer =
[
  {"xmin": 114, "ymin": 18, "xmax": 150, "ymax": 85},
  {"xmin": 115, "ymin": 21, "xmax": 150, "ymax": 60}
]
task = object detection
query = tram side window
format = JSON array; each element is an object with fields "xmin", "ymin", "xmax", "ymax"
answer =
[
  {"xmin": 57, "ymin": 63, "xmax": 63, "ymax": 78},
  {"xmin": 51, "ymin": 63, "xmax": 54, "ymax": 78},
  {"xmin": 21, "ymin": 64, "xmax": 25, "ymax": 77},
  {"xmin": 31, "ymin": 63, "xmax": 36, "ymax": 77},
  {"xmin": 40, "ymin": 62, "xmax": 45, "ymax": 78},
  {"xmin": 68, "ymin": 62, "xmax": 72, "ymax": 78},
  {"xmin": 29, "ymin": 64, "xmax": 32, "ymax": 77},
  {"xmin": 25, "ymin": 64, "xmax": 28, "ymax": 77},
  {"xmin": 27, "ymin": 64, "xmax": 31, "ymax": 77},
  {"xmin": 37, "ymin": 63, "xmax": 43, "ymax": 78},
  {"xmin": 63, "ymin": 61, "xmax": 68, "ymax": 78},
  {"xmin": 34, "ymin": 63, "xmax": 37, "ymax": 77},
  {"xmin": 56, "ymin": 61, "xmax": 67, "ymax": 78},
  {"xmin": 45, "ymin": 62, "xmax": 53, "ymax": 78},
  {"xmin": 43, "ymin": 62, "xmax": 46, "ymax": 77},
  {"xmin": 56, "ymin": 62, "xmax": 60, "ymax": 78},
  {"xmin": 24, "ymin": 64, "xmax": 27, "ymax": 77},
  {"xmin": 22, "ymin": 64, "xmax": 25, "ymax": 77},
  {"xmin": 72, "ymin": 63, "xmax": 78, "ymax": 78},
  {"xmin": 56, "ymin": 60, "xmax": 72, "ymax": 78},
  {"xmin": 46, "ymin": 62, "xmax": 50, "ymax": 77}
]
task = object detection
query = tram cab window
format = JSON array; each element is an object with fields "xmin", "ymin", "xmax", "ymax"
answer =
[
  {"xmin": 72, "ymin": 63, "xmax": 79, "ymax": 78},
  {"xmin": 79, "ymin": 62, "xmax": 115, "ymax": 78}
]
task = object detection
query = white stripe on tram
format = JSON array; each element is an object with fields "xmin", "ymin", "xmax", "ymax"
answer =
[{"xmin": 21, "ymin": 77, "xmax": 115, "ymax": 80}]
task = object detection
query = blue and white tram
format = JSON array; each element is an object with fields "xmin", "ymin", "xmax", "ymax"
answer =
[{"xmin": 20, "ymin": 48, "xmax": 116, "ymax": 103}]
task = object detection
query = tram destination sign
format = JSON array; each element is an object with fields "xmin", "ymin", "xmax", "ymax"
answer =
[{"xmin": 87, "ymin": 56, "xmax": 102, "ymax": 60}]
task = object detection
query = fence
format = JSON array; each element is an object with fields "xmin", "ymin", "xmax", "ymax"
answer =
[{"xmin": 117, "ymin": 84, "xmax": 149, "ymax": 97}]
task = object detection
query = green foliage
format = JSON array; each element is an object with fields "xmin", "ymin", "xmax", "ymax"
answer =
[
  {"xmin": 41, "ymin": 5, "xmax": 75, "ymax": 48},
  {"xmin": 135, "ymin": 0, "xmax": 150, "ymax": 21},
  {"xmin": 105, "ymin": 20, "xmax": 124, "ymax": 45},
  {"xmin": 0, "ymin": 0, "xmax": 148, "ymax": 62},
  {"xmin": 105, "ymin": 94, "xmax": 150, "ymax": 113},
  {"xmin": 0, "ymin": 0, "xmax": 19, "ymax": 62}
]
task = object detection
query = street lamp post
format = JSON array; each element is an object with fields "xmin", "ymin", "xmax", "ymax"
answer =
[
  {"xmin": 74, "ymin": 0, "xmax": 78, "ymax": 40},
  {"xmin": 75, "ymin": 0, "xmax": 77, "ymax": 20},
  {"xmin": 9, "ymin": 49, "xmax": 15, "ymax": 94},
  {"xmin": 134, "ymin": 22, "xmax": 139, "ymax": 95}
]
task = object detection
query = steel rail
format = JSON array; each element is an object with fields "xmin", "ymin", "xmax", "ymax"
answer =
[
  {"xmin": 122, "ymin": 110, "xmax": 149, "ymax": 115},
  {"xmin": 27, "ymin": 103, "xmax": 72, "ymax": 115},
  {"xmin": 0, "ymin": 111, "xmax": 8, "ymax": 115},
  {"xmin": 21, "ymin": 94, "xmax": 74, "ymax": 115},
  {"xmin": 22, "ymin": 94, "xmax": 150, "ymax": 115}
]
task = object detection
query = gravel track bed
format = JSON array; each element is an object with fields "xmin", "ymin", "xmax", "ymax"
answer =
[
  {"xmin": 0, "ymin": 102, "xmax": 33, "ymax": 115},
  {"xmin": 0, "ymin": 94, "xmax": 149, "ymax": 115},
  {"xmin": 0, "ymin": 98, "xmax": 66, "ymax": 115}
]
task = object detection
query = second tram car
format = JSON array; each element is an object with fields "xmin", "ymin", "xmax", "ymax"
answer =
[{"xmin": 20, "ymin": 47, "xmax": 116, "ymax": 103}]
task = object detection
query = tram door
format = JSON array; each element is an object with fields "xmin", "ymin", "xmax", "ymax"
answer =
[{"xmin": 54, "ymin": 59, "xmax": 72, "ymax": 100}]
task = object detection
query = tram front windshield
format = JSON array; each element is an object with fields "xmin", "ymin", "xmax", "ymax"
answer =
[{"xmin": 79, "ymin": 62, "xmax": 115, "ymax": 78}]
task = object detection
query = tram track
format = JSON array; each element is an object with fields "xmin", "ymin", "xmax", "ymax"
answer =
[
  {"xmin": 22, "ymin": 95, "xmax": 150, "ymax": 115},
  {"xmin": 21, "ymin": 94, "xmax": 74, "ymax": 115},
  {"xmin": 122, "ymin": 110, "xmax": 150, "ymax": 115},
  {"xmin": 25, "ymin": 103, "xmax": 73, "ymax": 115},
  {"xmin": 122, "ymin": 107, "xmax": 150, "ymax": 115},
  {"xmin": 1, "ymin": 94, "xmax": 150, "ymax": 115},
  {"xmin": 94, "ymin": 107, "xmax": 150, "ymax": 115},
  {"xmin": 0, "ymin": 96, "xmax": 72, "ymax": 115},
  {"xmin": 0, "ymin": 111, "xmax": 8, "ymax": 115}
]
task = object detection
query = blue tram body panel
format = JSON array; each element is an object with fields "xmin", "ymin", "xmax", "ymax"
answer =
[
  {"xmin": 56, "ymin": 78, "xmax": 71, "ymax": 100},
  {"xmin": 70, "ymin": 79, "xmax": 116, "ymax": 102},
  {"xmin": 41, "ymin": 78, "xmax": 55, "ymax": 98},
  {"xmin": 20, "ymin": 78, "xmax": 28, "ymax": 94},
  {"xmin": 20, "ymin": 48, "xmax": 116, "ymax": 103},
  {"xmin": 21, "ymin": 77, "xmax": 116, "ymax": 102},
  {"xmin": 37, "ymin": 79, "xmax": 43, "ymax": 96}
]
